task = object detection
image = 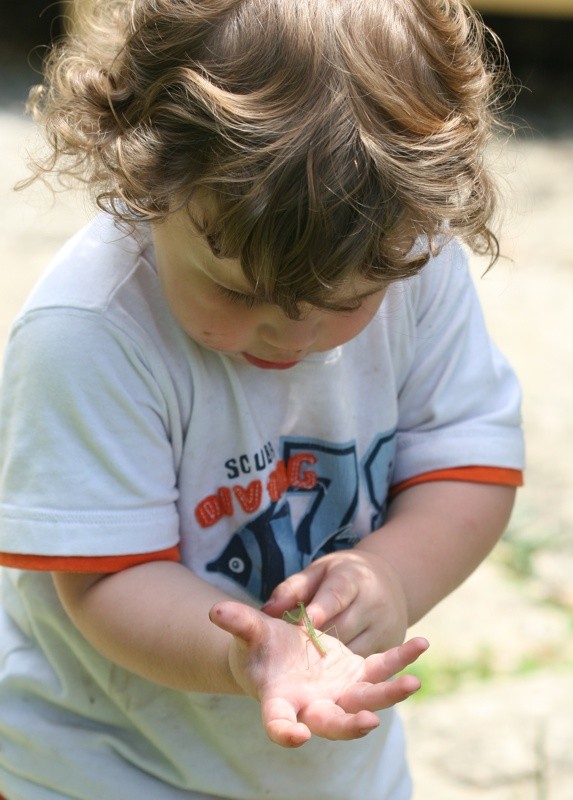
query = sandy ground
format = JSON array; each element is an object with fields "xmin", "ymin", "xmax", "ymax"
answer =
[{"xmin": 1, "ymin": 15, "xmax": 573, "ymax": 799}]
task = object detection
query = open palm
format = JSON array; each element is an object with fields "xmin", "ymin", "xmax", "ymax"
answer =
[{"xmin": 210, "ymin": 600, "xmax": 428, "ymax": 748}]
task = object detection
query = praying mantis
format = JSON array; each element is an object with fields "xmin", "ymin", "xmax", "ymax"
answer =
[{"xmin": 283, "ymin": 601, "xmax": 332, "ymax": 656}]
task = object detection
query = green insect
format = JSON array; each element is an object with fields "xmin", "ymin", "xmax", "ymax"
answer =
[{"xmin": 283, "ymin": 601, "xmax": 329, "ymax": 655}]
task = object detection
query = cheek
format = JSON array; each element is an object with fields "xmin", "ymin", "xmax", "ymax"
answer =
[
  {"xmin": 328, "ymin": 306, "xmax": 380, "ymax": 345},
  {"xmin": 169, "ymin": 291, "xmax": 254, "ymax": 348}
]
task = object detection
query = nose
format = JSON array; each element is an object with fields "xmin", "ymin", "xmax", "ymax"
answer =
[{"xmin": 259, "ymin": 310, "xmax": 319, "ymax": 353}]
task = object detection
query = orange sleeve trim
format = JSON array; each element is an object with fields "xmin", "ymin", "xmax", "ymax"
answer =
[
  {"xmin": 390, "ymin": 466, "xmax": 523, "ymax": 498},
  {"xmin": 0, "ymin": 545, "xmax": 180, "ymax": 573}
]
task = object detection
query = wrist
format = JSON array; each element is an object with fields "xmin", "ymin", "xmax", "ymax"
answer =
[{"xmin": 354, "ymin": 539, "xmax": 410, "ymax": 646}]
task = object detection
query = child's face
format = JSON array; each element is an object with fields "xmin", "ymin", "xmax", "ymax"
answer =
[{"xmin": 152, "ymin": 206, "xmax": 386, "ymax": 370}]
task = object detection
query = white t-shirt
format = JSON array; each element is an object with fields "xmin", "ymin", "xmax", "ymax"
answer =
[{"xmin": 0, "ymin": 214, "xmax": 524, "ymax": 799}]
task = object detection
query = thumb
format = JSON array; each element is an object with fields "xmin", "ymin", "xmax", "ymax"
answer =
[
  {"xmin": 209, "ymin": 601, "xmax": 265, "ymax": 647},
  {"xmin": 261, "ymin": 562, "xmax": 326, "ymax": 618}
]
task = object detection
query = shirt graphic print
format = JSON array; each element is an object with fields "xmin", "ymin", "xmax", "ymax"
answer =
[{"xmin": 195, "ymin": 432, "xmax": 396, "ymax": 602}]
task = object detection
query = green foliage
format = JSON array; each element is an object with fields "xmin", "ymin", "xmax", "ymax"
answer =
[
  {"xmin": 403, "ymin": 645, "xmax": 572, "ymax": 701},
  {"xmin": 495, "ymin": 526, "xmax": 559, "ymax": 581}
]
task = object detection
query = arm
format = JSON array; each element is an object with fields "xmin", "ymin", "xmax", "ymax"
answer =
[
  {"xmin": 364, "ymin": 480, "xmax": 516, "ymax": 626},
  {"xmin": 263, "ymin": 481, "xmax": 516, "ymax": 655},
  {"xmin": 53, "ymin": 562, "xmax": 240, "ymax": 693},
  {"xmin": 53, "ymin": 562, "xmax": 428, "ymax": 747}
]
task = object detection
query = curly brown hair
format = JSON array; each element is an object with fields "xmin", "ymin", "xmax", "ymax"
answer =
[{"xmin": 23, "ymin": 0, "xmax": 511, "ymax": 314}]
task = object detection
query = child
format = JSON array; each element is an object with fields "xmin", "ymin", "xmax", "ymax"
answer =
[{"xmin": 0, "ymin": 1, "xmax": 524, "ymax": 798}]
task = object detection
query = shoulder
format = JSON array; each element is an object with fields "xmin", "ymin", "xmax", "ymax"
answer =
[
  {"xmin": 367, "ymin": 238, "xmax": 473, "ymax": 359},
  {"xmin": 387, "ymin": 237, "xmax": 471, "ymax": 313},
  {"xmin": 9, "ymin": 213, "xmax": 193, "ymax": 379},
  {"xmin": 3, "ymin": 215, "xmax": 200, "ymax": 426},
  {"xmin": 19, "ymin": 214, "xmax": 153, "ymax": 317},
  {"xmin": 382, "ymin": 239, "xmax": 488, "ymax": 368}
]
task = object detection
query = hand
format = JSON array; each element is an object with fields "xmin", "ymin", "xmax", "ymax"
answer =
[
  {"xmin": 261, "ymin": 550, "xmax": 409, "ymax": 657},
  {"xmin": 209, "ymin": 600, "xmax": 428, "ymax": 748}
]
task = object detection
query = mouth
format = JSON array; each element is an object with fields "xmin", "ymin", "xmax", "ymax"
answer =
[{"xmin": 242, "ymin": 353, "xmax": 301, "ymax": 370}]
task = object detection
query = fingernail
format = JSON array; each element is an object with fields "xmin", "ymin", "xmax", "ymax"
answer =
[{"xmin": 358, "ymin": 725, "xmax": 378, "ymax": 736}]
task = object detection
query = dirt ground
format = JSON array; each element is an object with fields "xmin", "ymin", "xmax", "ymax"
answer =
[{"xmin": 1, "ymin": 11, "xmax": 573, "ymax": 800}]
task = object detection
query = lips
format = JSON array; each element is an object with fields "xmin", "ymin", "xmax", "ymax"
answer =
[{"xmin": 243, "ymin": 353, "xmax": 300, "ymax": 370}]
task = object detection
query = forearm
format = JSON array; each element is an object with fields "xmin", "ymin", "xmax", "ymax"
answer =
[
  {"xmin": 53, "ymin": 562, "xmax": 243, "ymax": 694},
  {"xmin": 356, "ymin": 481, "xmax": 516, "ymax": 627},
  {"xmin": 52, "ymin": 563, "xmax": 430, "ymax": 748}
]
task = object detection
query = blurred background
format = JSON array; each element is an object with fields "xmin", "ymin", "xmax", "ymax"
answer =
[{"xmin": 1, "ymin": 2, "xmax": 572, "ymax": 798}]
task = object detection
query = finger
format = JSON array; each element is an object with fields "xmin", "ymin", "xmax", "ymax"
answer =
[
  {"xmin": 302, "ymin": 568, "xmax": 361, "ymax": 631},
  {"xmin": 209, "ymin": 601, "xmax": 265, "ymax": 647},
  {"xmin": 300, "ymin": 700, "xmax": 380, "ymax": 741},
  {"xmin": 266, "ymin": 719, "xmax": 312, "ymax": 748},
  {"xmin": 362, "ymin": 637, "xmax": 429, "ymax": 683},
  {"xmin": 336, "ymin": 638, "xmax": 427, "ymax": 713},
  {"xmin": 338, "ymin": 674, "xmax": 422, "ymax": 714},
  {"xmin": 261, "ymin": 563, "xmax": 325, "ymax": 617},
  {"xmin": 338, "ymin": 625, "xmax": 374, "ymax": 657},
  {"xmin": 261, "ymin": 697, "xmax": 311, "ymax": 748}
]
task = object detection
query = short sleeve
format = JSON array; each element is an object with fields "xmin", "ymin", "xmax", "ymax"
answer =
[
  {"xmin": 392, "ymin": 242, "xmax": 524, "ymax": 485},
  {"xmin": 0, "ymin": 308, "xmax": 181, "ymax": 565}
]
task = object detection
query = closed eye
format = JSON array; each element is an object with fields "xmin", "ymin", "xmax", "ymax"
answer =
[{"xmin": 216, "ymin": 285, "xmax": 265, "ymax": 309}]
